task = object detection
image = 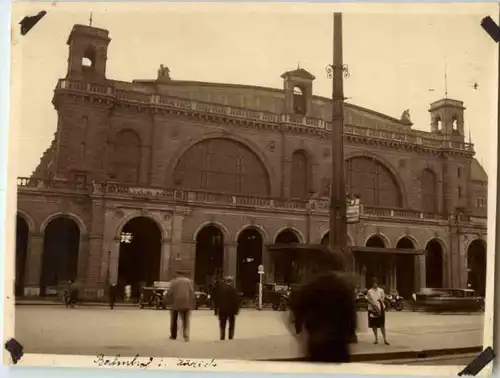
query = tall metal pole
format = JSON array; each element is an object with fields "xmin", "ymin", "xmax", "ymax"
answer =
[{"xmin": 329, "ymin": 13, "xmax": 348, "ymax": 258}]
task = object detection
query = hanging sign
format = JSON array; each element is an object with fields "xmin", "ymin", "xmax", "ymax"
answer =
[{"xmin": 346, "ymin": 196, "xmax": 361, "ymax": 224}]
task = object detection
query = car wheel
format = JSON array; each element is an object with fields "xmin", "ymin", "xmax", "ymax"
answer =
[
  {"xmin": 279, "ymin": 299, "xmax": 287, "ymax": 311},
  {"xmin": 153, "ymin": 297, "xmax": 161, "ymax": 310}
]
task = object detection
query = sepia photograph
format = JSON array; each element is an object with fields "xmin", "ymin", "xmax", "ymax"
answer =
[{"xmin": 5, "ymin": 2, "xmax": 497, "ymax": 374}]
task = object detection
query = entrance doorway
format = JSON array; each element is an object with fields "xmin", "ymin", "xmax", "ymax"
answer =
[
  {"xmin": 117, "ymin": 217, "xmax": 162, "ymax": 300},
  {"xmin": 467, "ymin": 239, "xmax": 487, "ymax": 297},
  {"xmin": 363, "ymin": 235, "xmax": 391, "ymax": 289},
  {"xmin": 425, "ymin": 239, "xmax": 444, "ymax": 288},
  {"xmin": 15, "ymin": 215, "xmax": 29, "ymax": 297},
  {"xmin": 236, "ymin": 228, "xmax": 263, "ymax": 298},
  {"xmin": 40, "ymin": 217, "xmax": 80, "ymax": 296},
  {"xmin": 194, "ymin": 225, "xmax": 224, "ymax": 287},
  {"xmin": 274, "ymin": 229, "xmax": 300, "ymax": 284},
  {"xmin": 395, "ymin": 237, "xmax": 416, "ymax": 298}
]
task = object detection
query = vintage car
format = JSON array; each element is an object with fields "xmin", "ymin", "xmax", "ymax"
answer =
[
  {"xmin": 194, "ymin": 287, "xmax": 211, "ymax": 309},
  {"xmin": 139, "ymin": 281, "xmax": 171, "ymax": 310},
  {"xmin": 414, "ymin": 288, "xmax": 484, "ymax": 313},
  {"xmin": 355, "ymin": 289, "xmax": 368, "ymax": 310},
  {"xmin": 254, "ymin": 283, "xmax": 290, "ymax": 311},
  {"xmin": 383, "ymin": 292, "xmax": 404, "ymax": 311}
]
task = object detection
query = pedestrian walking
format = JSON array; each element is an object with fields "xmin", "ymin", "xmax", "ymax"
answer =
[
  {"xmin": 214, "ymin": 276, "xmax": 240, "ymax": 340},
  {"xmin": 211, "ymin": 277, "xmax": 223, "ymax": 316},
  {"xmin": 367, "ymin": 277, "xmax": 389, "ymax": 345},
  {"xmin": 287, "ymin": 270, "xmax": 356, "ymax": 363},
  {"xmin": 168, "ymin": 271, "xmax": 195, "ymax": 342},
  {"xmin": 109, "ymin": 283, "xmax": 117, "ymax": 310}
]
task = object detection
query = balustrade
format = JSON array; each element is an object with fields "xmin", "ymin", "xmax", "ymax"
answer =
[
  {"xmin": 18, "ymin": 177, "xmax": 478, "ymax": 224},
  {"xmin": 55, "ymin": 79, "xmax": 474, "ymax": 152}
]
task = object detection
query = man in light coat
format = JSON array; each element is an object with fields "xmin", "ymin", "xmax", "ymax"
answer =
[{"xmin": 169, "ymin": 271, "xmax": 195, "ymax": 341}]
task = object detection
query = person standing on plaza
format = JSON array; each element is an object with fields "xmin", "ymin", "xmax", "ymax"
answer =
[
  {"xmin": 169, "ymin": 271, "xmax": 195, "ymax": 342},
  {"xmin": 109, "ymin": 283, "xmax": 117, "ymax": 310},
  {"xmin": 214, "ymin": 276, "xmax": 240, "ymax": 340},
  {"xmin": 367, "ymin": 277, "xmax": 389, "ymax": 345},
  {"xmin": 211, "ymin": 276, "xmax": 224, "ymax": 316}
]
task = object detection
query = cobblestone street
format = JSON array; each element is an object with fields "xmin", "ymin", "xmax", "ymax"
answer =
[{"xmin": 15, "ymin": 306, "xmax": 484, "ymax": 361}]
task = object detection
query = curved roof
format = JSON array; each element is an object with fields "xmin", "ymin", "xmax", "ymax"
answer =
[{"xmin": 132, "ymin": 74, "xmax": 413, "ymax": 131}]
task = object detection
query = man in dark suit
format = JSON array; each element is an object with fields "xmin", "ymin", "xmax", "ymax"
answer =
[{"xmin": 214, "ymin": 276, "xmax": 240, "ymax": 340}]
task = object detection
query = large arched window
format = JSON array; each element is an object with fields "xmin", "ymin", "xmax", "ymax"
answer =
[
  {"xmin": 290, "ymin": 150, "xmax": 309, "ymax": 199},
  {"xmin": 421, "ymin": 169, "xmax": 438, "ymax": 213},
  {"xmin": 345, "ymin": 157, "xmax": 401, "ymax": 207},
  {"xmin": 173, "ymin": 138, "xmax": 270, "ymax": 196},
  {"xmin": 110, "ymin": 129, "xmax": 141, "ymax": 184}
]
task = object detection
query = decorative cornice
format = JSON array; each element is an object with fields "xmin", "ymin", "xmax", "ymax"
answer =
[{"xmin": 52, "ymin": 79, "xmax": 475, "ymax": 159}]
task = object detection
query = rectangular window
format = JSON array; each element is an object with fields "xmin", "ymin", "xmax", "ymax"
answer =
[
  {"xmin": 458, "ymin": 186, "xmax": 462, "ymax": 198},
  {"xmin": 457, "ymin": 167, "xmax": 462, "ymax": 178}
]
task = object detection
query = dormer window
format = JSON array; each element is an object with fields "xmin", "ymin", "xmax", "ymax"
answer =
[{"xmin": 293, "ymin": 86, "xmax": 306, "ymax": 115}]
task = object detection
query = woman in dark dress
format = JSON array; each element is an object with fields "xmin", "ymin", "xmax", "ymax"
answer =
[{"xmin": 366, "ymin": 278, "xmax": 389, "ymax": 345}]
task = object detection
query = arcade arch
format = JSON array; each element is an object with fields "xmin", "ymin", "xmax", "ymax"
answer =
[
  {"xmin": 425, "ymin": 239, "xmax": 444, "ymax": 288},
  {"xmin": 40, "ymin": 216, "xmax": 81, "ymax": 296},
  {"xmin": 395, "ymin": 237, "xmax": 416, "ymax": 298},
  {"xmin": 117, "ymin": 216, "xmax": 162, "ymax": 300},
  {"xmin": 194, "ymin": 225, "xmax": 224, "ymax": 287},
  {"xmin": 15, "ymin": 214, "xmax": 29, "ymax": 297},
  {"xmin": 236, "ymin": 227, "xmax": 263, "ymax": 298},
  {"xmin": 273, "ymin": 228, "xmax": 301, "ymax": 285},
  {"xmin": 467, "ymin": 239, "xmax": 487, "ymax": 297}
]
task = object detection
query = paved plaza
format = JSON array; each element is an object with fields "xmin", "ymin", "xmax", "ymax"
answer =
[{"xmin": 15, "ymin": 306, "xmax": 484, "ymax": 361}]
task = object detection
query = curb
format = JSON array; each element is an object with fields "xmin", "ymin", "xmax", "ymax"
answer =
[{"xmin": 260, "ymin": 346, "xmax": 483, "ymax": 363}]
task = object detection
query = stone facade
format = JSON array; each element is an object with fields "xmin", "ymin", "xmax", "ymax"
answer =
[{"xmin": 15, "ymin": 24, "xmax": 488, "ymax": 299}]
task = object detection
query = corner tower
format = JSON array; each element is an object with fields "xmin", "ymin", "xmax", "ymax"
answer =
[
  {"xmin": 429, "ymin": 99, "xmax": 466, "ymax": 142},
  {"xmin": 281, "ymin": 68, "xmax": 315, "ymax": 116},
  {"xmin": 66, "ymin": 24, "xmax": 111, "ymax": 81}
]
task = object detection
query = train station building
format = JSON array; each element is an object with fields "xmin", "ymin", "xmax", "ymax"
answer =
[{"xmin": 15, "ymin": 24, "xmax": 488, "ymax": 300}]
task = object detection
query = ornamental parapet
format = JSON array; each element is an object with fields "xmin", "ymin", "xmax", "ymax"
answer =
[
  {"xmin": 17, "ymin": 177, "xmax": 486, "ymax": 226},
  {"xmin": 54, "ymin": 79, "xmax": 474, "ymax": 153}
]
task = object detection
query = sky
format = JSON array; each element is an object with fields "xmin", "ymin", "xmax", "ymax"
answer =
[{"xmin": 10, "ymin": 2, "xmax": 498, "ymax": 178}]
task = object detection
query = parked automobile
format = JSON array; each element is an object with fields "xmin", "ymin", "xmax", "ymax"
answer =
[
  {"xmin": 139, "ymin": 281, "xmax": 170, "ymax": 310},
  {"xmin": 355, "ymin": 289, "xmax": 368, "ymax": 310},
  {"xmin": 384, "ymin": 292, "xmax": 404, "ymax": 311},
  {"xmin": 254, "ymin": 283, "xmax": 290, "ymax": 310},
  {"xmin": 414, "ymin": 288, "xmax": 484, "ymax": 313},
  {"xmin": 194, "ymin": 287, "xmax": 211, "ymax": 309}
]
